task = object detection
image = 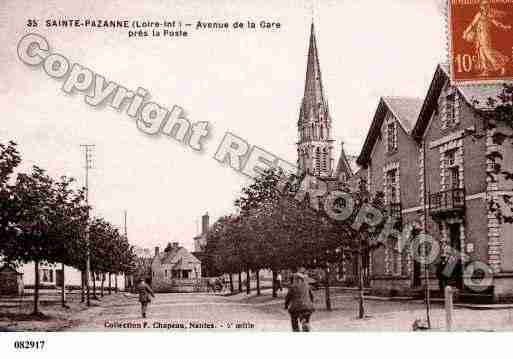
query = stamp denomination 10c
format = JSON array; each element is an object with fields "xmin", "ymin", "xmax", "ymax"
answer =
[{"xmin": 448, "ymin": 0, "xmax": 513, "ymax": 84}]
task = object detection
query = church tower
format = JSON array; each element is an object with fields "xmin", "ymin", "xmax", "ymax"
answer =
[{"xmin": 297, "ymin": 22, "xmax": 334, "ymax": 178}]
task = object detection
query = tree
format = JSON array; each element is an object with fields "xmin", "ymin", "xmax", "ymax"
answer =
[
  {"xmin": 5, "ymin": 166, "xmax": 72, "ymax": 314},
  {"xmin": 0, "ymin": 141, "xmax": 22, "ymax": 259}
]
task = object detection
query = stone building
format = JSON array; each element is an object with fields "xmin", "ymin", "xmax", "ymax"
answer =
[
  {"xmin": 356, "ymin": 64, "xmax": 513, "ymax": 301},
  {"xmin": 151, "ymin": 242, "xmax": 202, "ymax": 292}
]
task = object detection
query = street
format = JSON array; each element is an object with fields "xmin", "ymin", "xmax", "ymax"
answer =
[
  {"xmin": 62, "ymin": 288, "xmax": 513, "ymax": 332},
  {"xmin": 3, "ymin": 287, "xmax": 513, "ymax": 331}
]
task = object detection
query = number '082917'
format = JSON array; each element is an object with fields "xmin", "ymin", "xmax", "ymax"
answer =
[{"xmin": 14, "ymin": 340, "xmax": 45, "ymax": 350}]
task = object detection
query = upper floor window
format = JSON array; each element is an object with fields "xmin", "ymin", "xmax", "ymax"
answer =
[
  {"xmin": 445, "ymin": 93, "xmax": 456, "ymax": 127},
  {"xmin": 441, "ymin": 87, "xmax": 459, "ymax": 130},
  {"xmin": 385, "ymin": 168, "xmax": 399, "ymax": 204},
  {"xmin": 449, "ymin": 167, "xmax": 461, "ymax": 189},
  {"xmin": 445, "ymin": 149, "xmax": 456, "ymax": 167},
  {"xmin": 385, "ymin": 116, "xmax": 398, "ymax": 153},
  {"xmin": 315, "ymin": 147, "xmax": 321, "ymax": 175},
  {"xmin": 322, "ymin": 148, "xmax": 328, "ymax": 172}
]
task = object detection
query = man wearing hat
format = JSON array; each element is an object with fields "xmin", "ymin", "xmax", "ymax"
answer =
[{"xmin": 284, "ymin": 270, "xmax": 315, "ymax": 332}]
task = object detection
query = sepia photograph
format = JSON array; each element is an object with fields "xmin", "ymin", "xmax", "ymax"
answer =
[{"xmin": 1, "ymin": 1, "xmax": 513, "ymax": 351}]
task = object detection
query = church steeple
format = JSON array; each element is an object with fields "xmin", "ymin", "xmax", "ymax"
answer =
[{"xmin": 297, "ymin": 22, "xmax": 333, "ymax": 178}]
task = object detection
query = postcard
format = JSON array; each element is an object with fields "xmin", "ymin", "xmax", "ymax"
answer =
[{"xmin": 1, "ymin": 1, "xmax": 513, "ymax": 347}]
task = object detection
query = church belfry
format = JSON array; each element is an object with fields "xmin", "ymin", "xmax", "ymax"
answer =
[{"xmin": 297, "ymin": 22, "xmax": 334, "ymax": 178}]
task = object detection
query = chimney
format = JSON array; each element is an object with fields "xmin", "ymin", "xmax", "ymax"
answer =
[
  {"xmin": 201, "ymin": 212, "xmax": 209, "ymax": 235},
  {"xmin": 154, "ymin": 246, "xmax": 159, "ymax": 257}
]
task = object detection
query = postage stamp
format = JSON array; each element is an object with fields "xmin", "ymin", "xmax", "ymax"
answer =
[{"xmin": 448, "ymin": 0, "xmax": 513, "ymax": 84}]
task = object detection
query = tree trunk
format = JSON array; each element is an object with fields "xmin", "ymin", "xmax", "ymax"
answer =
[
  {"xmin": 80, "ymin": 271, "xmax": 85, "ymax": 303},
  {"xmin": 272, "ymin": 270, "xmax": 277, "ymax": 298},
  {"xmin": 100, "ymin": 273, "xmax": 104, "ymax": 297},
  {"xmin": 246, "ymin": 269, "xmax": 251, "ymax": 294},
  {"xmin": 357, "ymin": 237, "xmax": 365, "ymax": 319},
  {"xmin": 86, "ymin": 265, "xmax": 91, "ymax": 307},
  {"xmin": 33, "ymin": 260, "xmax": 40, "ymax": 315},
  {"xmin": 256, "ymin": 269, "xmax": 261, "ymax": 296},
  {"xmin": 115, "ymin": 274, "xmax": 118, "ymax": 292},
  {"xmin": 238, "ymin": 272, "xmax": 242, "ymax": 293},
  {"xmin": 61, "ymin": 263, "xmax": 66, "ymax": 308},
  {"xmin": 92, "ymin": 272, "xmax": 97, "ymax": 299},
  {"xmin": 229, "ymin": 273, "xmax": 234, "ymax": 293},
  {"xmin": 108, "ymin": 273, "xmax": 112, "ymax": 295},
  {"xmin": 324, "ymin": 265, "xmax": 332, "ymax": 311}
]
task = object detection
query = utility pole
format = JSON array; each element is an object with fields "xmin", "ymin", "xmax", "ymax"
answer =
[
  {"xmin": 124, "ymin": 210, "xmax": 131, "ymax": 291},
  {"xmin": 81, "ymin": 144, "xmax": 95, "ymax": 307}
]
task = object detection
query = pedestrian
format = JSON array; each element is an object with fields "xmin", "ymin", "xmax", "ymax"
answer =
[
  {"xmin": 284, "ymin": 272, "xmax": 315, "ymax": 332},
  {"xmin": 276, "ymin": 273, "xmax": 283, "ymax": 292},
  {"xmin": 136, "ymin": 278, "xmax": 155, "ymax": 319},
  {"xmin": 436, "ymin": 255, "xmax": 449, "ymax": 293}
]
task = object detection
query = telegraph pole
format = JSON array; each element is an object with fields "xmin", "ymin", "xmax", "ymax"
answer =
[{"xmin": 81, "ymin": 144, "xmax": 95, "ymax": 307}]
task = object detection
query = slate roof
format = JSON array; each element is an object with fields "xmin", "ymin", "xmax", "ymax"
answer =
[
  {"xmin": 155, "ymin": 246, "xmax": 200, "ymax": 267},
  {"xmin": 440, "ymin": 64, "xmax": 510, "ymax": 109},
  {"xmin": 382, "ymin": 97, "xmax": 424, "ymax": 134},
  {"xmin": 357, "ymin": 96, "xmax": 423, "ymax": 165},
  {"xmin": 412, "ymin": 64, "xmax": 512, "ymax": 139}
]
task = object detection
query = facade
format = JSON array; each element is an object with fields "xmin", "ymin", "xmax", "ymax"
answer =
[
  {"xmin": 0, "ymin": 259, "xmax": 125, "ymax": 291},
  {"xmin": 151, "ymin": 242, "xmax": 202, "ymax": 292},
  {"xmin": 357, "ymin": 64, "xmax": 513, "ymax": 301}
]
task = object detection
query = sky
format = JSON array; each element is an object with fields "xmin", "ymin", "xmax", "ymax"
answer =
[{"xmin": 0, "ymin": 0, "xmax": 446, "ymax": 251}]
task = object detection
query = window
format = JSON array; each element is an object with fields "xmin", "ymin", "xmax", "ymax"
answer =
[
  {"xmin": 182, "ymin": 270, "xmax": 190, "ymax": 279},
  {"xmin": 49, "ymin": 269, "xmax": 53, "ymax": 282},
  {"xmin": 165, "ymin": 269, "xmax": 168, "ymax": 277},
  {"xmin": 391, "ymin": 238, "xmax": 401, "ymax": 275},
  {"xmin": 445, "ymin": 93, "xmax": 456, "ymax": 127},
  {"xmin": 449, "ymin": 167, "xmax": 461, "ymax": 189},
  {"xmin": 386, "ymin": 120, "xmax": 397, "ymax": 153},
  {"xmin": 322, "ymin": 148, "xmax": 328, "ymax": 172},
  {"xmin": 40, "ymin": 269, "xmax": 49, "ymax": 283},
  {"xmin": 315, "ymin": 147, "xmax": 321, "ymax": 174},
  {"xmin": 445, "ymin": 149, "xmax": 456, "ymax": 167},
  {"xmin": 386, "ymin": 169, "xmax": 399, "ymax": 204}
]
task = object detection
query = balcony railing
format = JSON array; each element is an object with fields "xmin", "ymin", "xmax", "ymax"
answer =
[{"xmin": 429, "ymin": 188, "xmax": 465, "ymax": 216}]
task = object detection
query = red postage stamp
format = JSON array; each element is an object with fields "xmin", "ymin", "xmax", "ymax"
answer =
[{"xmin": 448, "ymin": 0, "xmax": 513, "ymax": 84}]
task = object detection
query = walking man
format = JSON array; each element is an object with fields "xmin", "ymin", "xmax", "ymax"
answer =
[
  {"xmin": 284, "ymin": 272, "xmax": 315, "ymax": 332},
  {"xmin": 276, "ymin": 273, "xmax": 283, "ymax": 292},
  {"xmin": 136, "ymin": 278, "xmax": 155, "ymax": 318}
]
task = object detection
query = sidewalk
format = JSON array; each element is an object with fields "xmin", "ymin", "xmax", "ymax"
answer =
[
  {"xmin": 314, "ymin": 307, "xmax": 513, "ymax": 331},
  {"xmin": 225, "ymin": 287, "xmax": 513, "ymax": 331},
  {"xmin": 0, "ymin": 292, "xmax": 127, "ymax": 331}
]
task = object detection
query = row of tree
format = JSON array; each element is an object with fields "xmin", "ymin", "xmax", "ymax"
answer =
[
  {"xmin": 0, "ymin": 141, "xmax": 136, "ymax": 314},
  {"xmin": 205, "ymin": 167, "xmax": 387, "ymax": 316}
]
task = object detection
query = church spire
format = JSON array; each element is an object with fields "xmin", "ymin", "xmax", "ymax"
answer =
[
  {"xmin": 297, "ymin": 22, "xmax": 333, "ymax": 178},
  {"xmin": 302, "ymin": 22, "xmax": 326, "ymax": 119}
]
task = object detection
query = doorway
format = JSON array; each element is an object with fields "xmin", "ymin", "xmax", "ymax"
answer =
[{"xmin": 448, "ymin": 223, "xmax": 463, "ymax": 289}]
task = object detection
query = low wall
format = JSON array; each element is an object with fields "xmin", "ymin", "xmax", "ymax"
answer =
[{"xmin": 153, "ymin": 279, "xmax": 205, "ymax": 293}]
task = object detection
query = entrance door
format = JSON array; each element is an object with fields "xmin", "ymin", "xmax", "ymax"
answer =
[{"xmin": 449, "ymin": 223, "xmax": 463, "ymax": 289}]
